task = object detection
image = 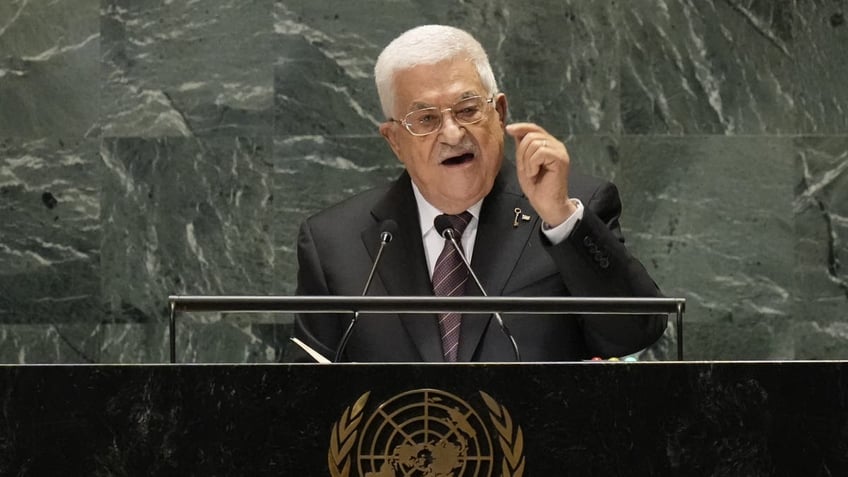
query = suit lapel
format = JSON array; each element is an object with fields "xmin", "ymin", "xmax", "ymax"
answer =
[
  {"xmin": 361, "ymin": 167, "xmax": 537, "ymax": 362},
  {"xmin": 362, "ymin": 172, "xmax": 444, "ymax": 362},
  {"xmin": 458, "ymin": 166, "xmax": 538, "ymax": 361}
]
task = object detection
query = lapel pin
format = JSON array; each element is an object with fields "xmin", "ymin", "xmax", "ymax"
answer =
[{"xmin": 513, "ymin": 208, "xmax": 532, "ymax": 227}]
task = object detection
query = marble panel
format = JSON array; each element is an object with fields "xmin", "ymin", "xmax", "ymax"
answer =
[
  {"xmin": 0, "ymin": 324, "xmax": 101, "ymax": 363},
  {"xmin": 0, "ymin": 0, "xmax": 99, "ymax": 138},
  {"xmin": 620, "ymin": 0, "xmax": 798, "ymax": 134},
  {"xmin": 100, "ymin": 0, "xmax": 273, "ymax": 137},
  {"xmin": 273, "ymin": 1, "xmax": 396, "ymax": 136},
  {"xmin": 795, "ymin": 0, "xmax": 848, "ymax": 133},
  {"xmin": 495, "ymin": 1, "xmax": 620, "ymax": 134},
  {"xmin": 178, "ymin": 316, "xmax": 293, "ymax": 363},
  {"xmin": 552, "ymin": 134, "xmax": 621, "ymax": 182},
  {"xmin": 617, "ymin": 136, "xmax": 795, "ymax": 359},
  {"xmin": 100, "ymin": 137, "xmax": 275, "ymax": 329},
  {"xmin": 0, "ymin": 137, "xmax": 103, "ymax": 325},
  {"xmin": 96, "ymin": 319, "xmax": 292, "ymax": 363},
  {"xmin": 793, "ymin": 136, "xmax": 848, "ymax": 358}
]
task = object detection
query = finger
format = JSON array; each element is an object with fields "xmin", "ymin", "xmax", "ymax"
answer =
[
  {"xmin": 515, "ymin": 132, "xmax": 546, "ymax": 176},
  {"xmin": 516, "ymin": 133, "xmax": 548, "ymax": 162},
  {"xmin": 526, "ymin": 145, "xmax": 551, "ymax": 179},
  {"xmin": 506, "ymin": 122, "xmax": 548, "ymax": 141},
  {"xmin": 520, "ymin": 136, "xmax": 552, "ymax": 179},
  {"xmin": 516, "ymin": 131, "xmax": 547, "ymax": 157}
]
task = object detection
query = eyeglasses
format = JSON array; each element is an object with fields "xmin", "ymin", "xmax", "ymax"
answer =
[{"xmin": 391, "ymin": 95, "xmax": 495, "ymax": 136}]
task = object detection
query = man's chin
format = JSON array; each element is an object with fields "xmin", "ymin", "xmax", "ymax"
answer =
[{"xmin": 435, "ymin": 187, "xmax": 489, "ymax": 212}]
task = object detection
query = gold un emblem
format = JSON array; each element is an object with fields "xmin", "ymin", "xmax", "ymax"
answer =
[{"xmin": 328, "ymin": 388, "xmax": 525, "ymax": 477}]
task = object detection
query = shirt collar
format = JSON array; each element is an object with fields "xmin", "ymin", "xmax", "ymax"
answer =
[{"xmin": 410, "ymin": 181, "xmax": 483, "ymax": 237}]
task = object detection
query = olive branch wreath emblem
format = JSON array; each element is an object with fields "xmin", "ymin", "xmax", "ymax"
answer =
[
  {"xmin": 480, "ymin": 391, "xmax": 525, "ymax": 477},
  {"xmin": 328, "ymin": 391, "xmax": 370, "ymax": 477},
  {"xmin": 328, "ymin": 390, "xmax": 525, "ymax": 477}
]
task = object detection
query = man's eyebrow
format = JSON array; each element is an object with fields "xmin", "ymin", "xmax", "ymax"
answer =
[
  {"xmin": 408, "ymin": 92, "xmax": 482, "ymax": 111},
  {"xmin": 409, "ymin": 101, "xmax": 434, "ymax": 110}
]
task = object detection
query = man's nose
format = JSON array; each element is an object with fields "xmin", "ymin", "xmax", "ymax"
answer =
[{"xmin": 438, "ymin": 110, "xmax": 465, "ymax": 144}]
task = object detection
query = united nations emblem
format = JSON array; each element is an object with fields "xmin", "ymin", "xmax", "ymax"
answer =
[{"xmin": 328, "ymin": 389, "xmax": 525, "ymax": 477}]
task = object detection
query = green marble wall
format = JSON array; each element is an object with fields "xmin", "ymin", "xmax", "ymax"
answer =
[{"xmin": 0, "ymin": 0, "xmax": 845, "ymax": 362}]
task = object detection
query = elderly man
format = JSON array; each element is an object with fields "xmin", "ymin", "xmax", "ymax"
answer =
[{"xmin": 292, "ymin": 25, "xmax": 666, "ymax": 362}]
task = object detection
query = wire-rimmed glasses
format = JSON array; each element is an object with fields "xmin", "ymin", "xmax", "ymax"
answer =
[{"xmin": 391, "ymin": 95, "xmax": 495, "ymax": 136}]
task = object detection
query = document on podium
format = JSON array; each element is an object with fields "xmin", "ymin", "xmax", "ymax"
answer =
[{"xmin": 290, "ymin": 337, "xmax": 331, "ymax": 363}]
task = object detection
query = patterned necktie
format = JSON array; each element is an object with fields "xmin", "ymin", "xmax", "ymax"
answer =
[{"xmin": 432, "ymin": 211, "xmax": 473, "ymax": 362}]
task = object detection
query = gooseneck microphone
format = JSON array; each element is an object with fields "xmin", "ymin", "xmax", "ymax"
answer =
[
  {"xmin": 433, "ymin": 216, "xmax": 521, "ymax": 362},
  {"xmin": 333, "ymin": 219, "xmax": 398, "ymax": 362}
]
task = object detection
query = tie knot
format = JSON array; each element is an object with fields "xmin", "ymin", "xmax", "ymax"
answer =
[{"xmin": 439, "ymin": 211, "xmax": 473, "ymax": 238}]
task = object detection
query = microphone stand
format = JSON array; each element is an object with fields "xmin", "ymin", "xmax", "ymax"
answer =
[{"xmin": 334, "ymin": 228, "xmax": 394, "ymax": 362}]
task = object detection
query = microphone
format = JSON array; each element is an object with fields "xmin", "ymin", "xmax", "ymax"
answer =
[
  {"xmin": 433, "ymin": 216, "xmax": 521, "ymax": 361},
  {"xmin": 333, "ymin": 219, "xmax": 398, "ymax": 362}
]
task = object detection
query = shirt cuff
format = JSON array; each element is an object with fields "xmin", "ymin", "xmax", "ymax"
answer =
[{"xmin": 540, "ymin": 199, "xmax": 584, "ymax": 245}]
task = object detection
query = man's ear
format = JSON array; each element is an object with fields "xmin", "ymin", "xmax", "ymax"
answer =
[
  {"xmin": 495, "ymin": 93, "xmax": 508, "ymax": 128},
  {"xmin": 379, "ymin": 121, "xmax": 404, "ymax": 163}
]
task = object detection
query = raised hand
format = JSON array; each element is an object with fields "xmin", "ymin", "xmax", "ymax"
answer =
[{"xmin": 505, "ymin": 122, "xmax": 577, "ymax": 227}]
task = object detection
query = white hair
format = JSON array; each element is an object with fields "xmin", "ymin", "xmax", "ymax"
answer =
[{"xmin": 374, "ymin": 25, "xmax": 499, "ymax": 119}]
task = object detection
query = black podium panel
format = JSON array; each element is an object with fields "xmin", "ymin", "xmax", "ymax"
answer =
[{"xmin": 0, "ymin": 362, "xmax": 846, "ymax": 476}]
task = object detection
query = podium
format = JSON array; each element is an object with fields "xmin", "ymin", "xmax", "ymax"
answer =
[
  {"xmin": 2, "ymin": 362, "xmax": 847, "ymax": 475},
  {"xmin": 6, "ymin": 297, "xmax": 842, "ymax": 475}
]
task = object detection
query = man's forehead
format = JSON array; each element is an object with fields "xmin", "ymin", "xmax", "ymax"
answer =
[{"xmin": 392, "ymin": 59, "xmax": 485, "ymax": 106}]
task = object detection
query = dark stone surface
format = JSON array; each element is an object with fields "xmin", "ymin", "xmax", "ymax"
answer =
[{"xmin": 0, "ymin": 362, "xmax": 847, "ymax": 476}]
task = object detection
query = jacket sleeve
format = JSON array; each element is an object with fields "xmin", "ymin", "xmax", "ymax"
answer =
[
  {"xmin": 543, "ymin": 180, "xmax": 667, "ymax": 358},
  {"xmin": 290, "ymin": 218, "xmax": 345, "ymax": 362}
]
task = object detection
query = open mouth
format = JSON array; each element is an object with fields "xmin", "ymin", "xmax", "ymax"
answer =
[{"xmin": 441, "ymin": 153, "xmax": 475, "ymax": 166}]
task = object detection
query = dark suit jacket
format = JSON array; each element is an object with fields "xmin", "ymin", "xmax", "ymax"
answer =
[{"xmin": 293, "ymin": 165, "xmax": 666, "ymax": 362}]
